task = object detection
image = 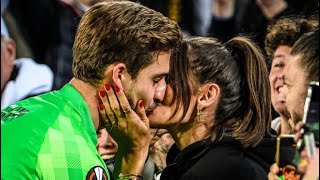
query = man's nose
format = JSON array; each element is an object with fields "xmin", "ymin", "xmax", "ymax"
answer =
[
  {"xmin": 154, "ymin": 79, "xmax": 167, "ymax": 102},
  {"xmin": 99, "ymin": 137, "xmax": 117, "ymax": 149},
  {"xmin": 104, "ymin": 140, "xmax": 117, "ymax": 148}
]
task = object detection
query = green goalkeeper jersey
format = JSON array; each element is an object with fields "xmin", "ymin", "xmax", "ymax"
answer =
[{"xmin": 1, "ymin": 84, "xmax": 110, "ymax": 180}]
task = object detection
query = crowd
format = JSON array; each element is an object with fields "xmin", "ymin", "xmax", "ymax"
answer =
[{"xmin": 1, "ymin": 0, "xmax": 319, "ymax": 179}]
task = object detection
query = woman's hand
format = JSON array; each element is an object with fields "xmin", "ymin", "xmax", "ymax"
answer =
[
  {"xmin": 98, "ymin": 84, "xmax": 151, "ymax": 151},
  {"xmin": 98, "ymin": 84, "xmax": 151, "ymax": 178}
]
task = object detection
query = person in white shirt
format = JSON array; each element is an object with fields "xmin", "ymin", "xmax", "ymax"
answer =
[{"xmin": 1, "ymin": 17, "xmax": 53, "ymax": 109}]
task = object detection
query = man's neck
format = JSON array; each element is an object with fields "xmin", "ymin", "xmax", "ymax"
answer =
[{"xmin": 69, "ymin": 77, "xmax": 100, "ymax": 130}]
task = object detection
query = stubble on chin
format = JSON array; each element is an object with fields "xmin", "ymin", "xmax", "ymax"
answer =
[
  {"xmin": 292, "ymin": 112, "xmax": 303, "ymax": 125},
  {"xmin": 126, "ymin": 96, "xmax": 156, "ymax": 114},
  {"xmin": 282, "ymin": 108, "xmax": 291, "ymax": 119}
]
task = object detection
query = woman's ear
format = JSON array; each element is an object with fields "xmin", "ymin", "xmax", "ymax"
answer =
[
  {"xmin": 112, "ymin": 63, "xmax": 127, "ymax": 90},
  {"xmin": 197, "ymin": 83, "xmax": 220, "ymax": 109}
]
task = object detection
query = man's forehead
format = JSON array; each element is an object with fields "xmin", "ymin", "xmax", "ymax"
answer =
[
  {"xmin": 283, "ymin": 54, "xmax": 302, "ymax": 80},
  {"xmin": 282, "ymin": 57, "xmax": 292, "ymax": 80},
  {"xmin": 154, "ymin": 51, "xmax": 171, "ymax": 64},
  {"xmin": 271, "ymin": 54, "xmax": 285, "ymax": 63},
  {"xmin": 136, "ymin": 51, "xmax": 170, "ymax": 78}
]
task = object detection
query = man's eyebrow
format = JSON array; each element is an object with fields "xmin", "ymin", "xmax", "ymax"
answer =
[{"xmin": 274, "ymin": 54, "xmax": 285, "ymax": 58}]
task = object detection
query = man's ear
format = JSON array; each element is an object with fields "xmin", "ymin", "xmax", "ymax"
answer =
[
  {"xmin": 3, "ymin": 38, "xmax": 16, "ymax": 66},
  {"xmin": 197, "ymin": 83, "xmax": 220, "ymax": 109},
  {"xmin": 112, "ymin": 63, "xmax": 127, "ymax": 90}
]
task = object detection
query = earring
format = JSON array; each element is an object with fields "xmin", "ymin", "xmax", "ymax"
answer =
[{"xmin": 197, "ymin": 108, "xmax": 203, "ymax": 123}]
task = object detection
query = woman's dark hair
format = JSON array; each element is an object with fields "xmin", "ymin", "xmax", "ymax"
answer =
[{"xmin": 169, "ymin": 36, "xmax": 273, "ymax": 147}]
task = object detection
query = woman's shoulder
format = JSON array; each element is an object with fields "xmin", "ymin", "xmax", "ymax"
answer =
[
  {"xmin": 203, "ymin": 143, "xmax": 248, "ymax": 166},
  {"xmin": 183, "ymin": 143, "xmax": 267, "ymax": 179}
]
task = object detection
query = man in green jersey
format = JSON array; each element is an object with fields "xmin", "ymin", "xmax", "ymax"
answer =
[{"xmin": 1, "ymin": 1, "xmax": 182, "ymax": 179}]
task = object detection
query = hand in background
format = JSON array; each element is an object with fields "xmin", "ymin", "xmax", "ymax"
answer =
[
  {"xmin": 294, "ymin": 122, "xmax": 319, "ymax": 179},
  {"xmin": 149, "ymin": 131, "xmax": 174, "ymax": 172},
  {"xmin": 302, "ymin": 148, "xmax": 319, "ymax": 179},
  {"xmin": 255, "ymin": 0, "xmax": 288, "ymax": 19},
  {"xmin": 268, "ymin": 163, "xmax": 280, "ymax": 180},
  {"xmin": 211, "ymin": 0, "xmax": 235, "ymax": 18}
]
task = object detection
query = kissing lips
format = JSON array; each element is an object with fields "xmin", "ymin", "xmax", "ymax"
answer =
[{"xmin": 145, "ymin": 104, "xmax": 158, "ymax": 115}]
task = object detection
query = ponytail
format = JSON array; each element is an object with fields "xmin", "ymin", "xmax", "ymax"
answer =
[{"xmin": 226, "ymin": 37, "xmax": 273, "ymax": 147}]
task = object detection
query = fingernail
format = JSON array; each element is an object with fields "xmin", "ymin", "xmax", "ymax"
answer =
[
  {"xmin": 99, "ymin": 104, "xmax": 104, "ymax": 110},
  {"xmin": 139, "ymin": 100, "xmax": 144, "ymax": 108},
  {"xmin": 114, "ymin": 86, "xmax": 120, "ymax": 92},
  {"xmin": 105, "ymin": 84, "xmax": 111, "ymax": 91},
  {"xmin": 99, "ymin": 91, "xmax": 105, "ymax": 97}
]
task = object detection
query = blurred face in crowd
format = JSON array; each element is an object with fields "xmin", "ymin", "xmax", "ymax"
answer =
[
  {"xmin": 1, "ymin": 37, "xmax": 15, "ymax": 93},
  {"xmin": 96, "ymin": 128, "xmax": 118, "ymax": 172},
  {"xmin": 283, "ymin": 54, "xmax": 308, "ymax": 124},
  {"xmin": 97, "ymin": 128, "xmax": 118, "ymax": 161},
  {"xmin": 283, "ymin": 170, "xmax": 296, "ymax": 180},
  {"xmin": 269, "ymin": 45, "xmax": 291, "ymax": 117}
]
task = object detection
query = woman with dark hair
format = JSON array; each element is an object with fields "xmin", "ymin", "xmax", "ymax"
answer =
[{"xmin": 99, "ymin": 36, "xmax": 277, "ymax": 179}]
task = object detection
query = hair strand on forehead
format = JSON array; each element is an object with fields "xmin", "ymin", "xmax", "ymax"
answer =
[{"xmin": 224, "ymin": 36, "xmax": 273, "ymax": 147}]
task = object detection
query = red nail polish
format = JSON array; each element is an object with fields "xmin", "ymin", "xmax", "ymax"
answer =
[
  {"xmin": 99, "ymin": 91, "xmax": 105, "ymax": 97},
  {"xmin": 114, "ymin": 86, "xmax": 120, "ymax": 92},
  {"xmin": 139, "ymin": 100, "xmax": 144, "ymax": 108},
  {"xmin": 105, "ymin": 84, "xmax": 111, "ymax": 91},
  {"xmin": 99, "ymin": 104, "xmax": 104, "ymax": 110}
]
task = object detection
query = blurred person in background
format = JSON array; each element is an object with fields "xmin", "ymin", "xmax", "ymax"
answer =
[
  {"xmin": 6, "ymin": 0, "xmax": 103, "ymax": 89},
  {"xmin": 268, "ymin": 30, "xmax": 319, "ymax": 180},
  {"xmin": 1, "ymin": 0, "xmax": 33, "ymax": 59},
  {"xmin": 96, "ymin": 128, "xmax": 118, "ymax": 176},
  {"xmin": 208, "ymin": 0, "xmax": 318, "ymax": 49},
  {"xmin": 264, "ymin": 16, "xmax": 318, "ymax": 134},
  {"xmin": 1, "ymin": 17, "xmax": 53, "ymax": 110}
]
